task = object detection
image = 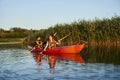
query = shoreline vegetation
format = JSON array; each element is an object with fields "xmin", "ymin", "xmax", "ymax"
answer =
[
  {"xmin": 0, "ymin": 16, "xmax": 120, "ymax": 47},
  {"xmin": 0, "ymin": 38, "xmax": 25, "ymax": 44}
]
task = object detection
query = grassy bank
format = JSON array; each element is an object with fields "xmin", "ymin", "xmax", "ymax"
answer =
[
  {"xmin": 0, "ymin": 38, "xmax": 25, "ymax": 43},
  {"xmin": 0, "ymin": 38, "xmax": 25, "ymax": 49}
]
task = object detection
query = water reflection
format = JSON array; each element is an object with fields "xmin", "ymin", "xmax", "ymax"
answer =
[
  {"xmin": 33, "ymin": 52, "xmax": 42, "ymax": 66},
  {"xmin": 32, "ymin": 50, "xmax": 85, "ymax": 75},
  {"xmin": 32, "ymin": 51, "xmax": 85, "ymax": 71},
  {"xmin": 0, "ymin": 44, "xmax": 120, "ymax": 80},
  {"xmin": 80, "ymin": 46, "xmax": 120, "ymax": 65},
  {"xmin": 0, "ymin": 49, "xmax": 120, "ymax": 80}
]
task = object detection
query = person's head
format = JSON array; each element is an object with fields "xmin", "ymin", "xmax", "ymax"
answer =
[
  {"xmin": 48, "ymin": 34, "xmax": 54, "ymax": 41},
  {"xmin": 36, "ymin": 36, "xmax": 41, "ymax": 41}
]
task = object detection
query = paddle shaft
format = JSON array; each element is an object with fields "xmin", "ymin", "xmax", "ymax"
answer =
[{"xmin": 59, "ymin": 34, "xmax": 70, "ymax": 41}]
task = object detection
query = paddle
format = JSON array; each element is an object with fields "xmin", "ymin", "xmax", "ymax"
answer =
[
  {"xmin": 53, "ymin": 32, "xmax": 57, "ymax": 36},
  {"xmin": 27, "ymin": 46, "xmax": 35, "ymax": 54},
  {"xmin": 27, "ymin": 46, "xmax": 44, "ymax": 55},
  {"xmin": 59, "ymin": 34, "xmax": 70, "ymax": 41},
  {"xmin": 53, "ymin": 32, "xmax": 70, "ymax": 41}
]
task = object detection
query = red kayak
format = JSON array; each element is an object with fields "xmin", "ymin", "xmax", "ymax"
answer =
[
  {"xmin": 43, "ymin": 44, "xmax": 85, "ymax": 56},
  {"xmin": 31, "ymin": 44, "xmax": 85, "ymax": 63},
  {"xmin": 32, "ymin": 48, "xmax": 42, "ymax": 53},
  {"xmin": 32, "ymin": 44, "xmax": 85, "ymax": 55}
]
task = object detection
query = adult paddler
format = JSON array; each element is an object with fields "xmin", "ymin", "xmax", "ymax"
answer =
[{"xmin": 44, "ymin": 34, "xmax": 61, "ymax": 68}]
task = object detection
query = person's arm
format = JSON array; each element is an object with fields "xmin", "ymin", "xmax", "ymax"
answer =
[
  {"xmin": 44, "ymin": 41, "xmax": 48, "ymax": 51},
  {"xmin": 33, "ymin": 41, "xmax": 36, "ymax": 47},
  {"xmin": 32, "ymin": 42, "xmax": 36, "ymax": 50},
  {"xmin": 56, "ymin": 40, "xmax": 61, "ymax": 45}
]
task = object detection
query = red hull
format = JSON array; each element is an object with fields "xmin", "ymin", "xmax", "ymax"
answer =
[
  {"xmin": 32, "ymin": 48, "xmax": 42, "ymax": 53},
  {"xmin": 31, "ymin": 44, "xmax": 85, "ymax": 63},
  {"xmin": 43, "ymin": 44, "xmax": 85, "ymax": 56}
]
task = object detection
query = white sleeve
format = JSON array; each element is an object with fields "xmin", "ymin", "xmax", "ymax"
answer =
[
  {"xmin": 44, "ymin": 41, "xmax": 48, "ymax": 50},
  {"xmin": 56, "ymin": 41, "xmax": 61, "ymax": 45}
]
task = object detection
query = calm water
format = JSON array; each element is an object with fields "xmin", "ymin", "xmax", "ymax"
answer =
[{"xmin": 0, "ymin": 44, "xmax": 120, "ymax": 80}]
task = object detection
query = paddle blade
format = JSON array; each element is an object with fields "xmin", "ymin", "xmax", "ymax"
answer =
[
  {"xmin": 27, "ymin": 50, "xmax": 31, "ymax": 54},
  {"xmin": 27, "ymin": 46, "xmax": 33, "ymax": 50}
]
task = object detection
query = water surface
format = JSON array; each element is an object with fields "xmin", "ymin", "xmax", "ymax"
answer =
[{"xmin": 0, "ymin": 45, "xmax": 120, "ymax": 80}]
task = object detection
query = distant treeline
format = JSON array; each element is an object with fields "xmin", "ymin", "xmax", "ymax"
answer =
[
  {"xmin": 0, "ymin": 27, "xmax": 37, "ymax": 38},
  {"xmin": 24, "ymin": 16, "xmax": 120, "ymax": 46}
]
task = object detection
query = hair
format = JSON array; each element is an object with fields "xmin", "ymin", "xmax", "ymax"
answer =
[
  {"xmin": 36, "ymin": 36, "xmax": 39, "ymax": 39},
  {"xmin": 48, "ymin": 34, "xmax": 54, "ymax": 41},
  {"xmin": 49, "ymin": 34, "xmax": 53, "ymax": 37}
]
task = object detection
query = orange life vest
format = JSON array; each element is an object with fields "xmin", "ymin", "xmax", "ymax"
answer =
[{"xmin": 35, "ymin": 40, "xmax": 42, "ymax": 48}]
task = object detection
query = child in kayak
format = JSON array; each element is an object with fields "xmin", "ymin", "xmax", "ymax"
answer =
[
  {"xmin": 33, "ymin": 36, "xmax": 43, "ymax": 49},
  {"xmin": 44, "ymin": 34, "xmax": 61, "ymax": 68},
  {"xmin": 33, "ymin": 36, "xmax": 43, "ymax": 66}
]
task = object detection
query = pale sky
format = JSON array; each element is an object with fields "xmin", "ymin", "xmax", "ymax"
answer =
[{"xmin": 0, "ymin": 0, "xmax": 120, "ymax": 30}]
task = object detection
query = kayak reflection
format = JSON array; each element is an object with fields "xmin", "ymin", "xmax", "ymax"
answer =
[
  {"xmin": 33, "ymin": 52, "xmax": 43, "ymax": 66},
  {"xmin": 59, "ymin": 53, "xmax": 84, "ymax": 63},
  {"xmin": 31, "ymin": 44, "xmax": 85, "ymax": 67},
  {"xmin": 32, "ymin": 52, "xmax": 84, "ymax": 67}
]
